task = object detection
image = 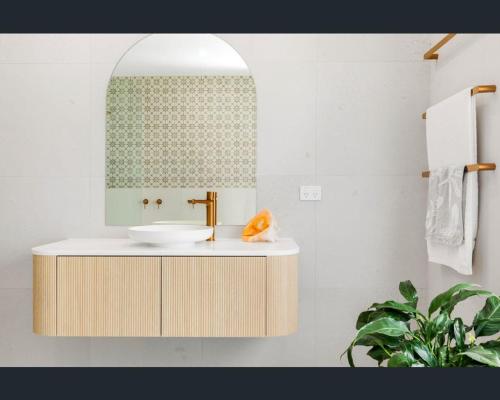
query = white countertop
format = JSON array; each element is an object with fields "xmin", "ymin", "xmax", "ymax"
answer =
[{"xmin": 32, "ymin": 238, "xmax": 299, "ymax": 257}]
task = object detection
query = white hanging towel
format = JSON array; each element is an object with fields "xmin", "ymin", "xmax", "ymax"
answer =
[
  {"xmin": 425, "ymin": 165, "xmax": 465, "ymax": 246},
  {"xmin": 425, "ymin": 88, "xmax": 478, "ymax": 275}
]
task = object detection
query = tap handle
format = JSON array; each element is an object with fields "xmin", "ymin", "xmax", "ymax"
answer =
[
  {"xmin": 143, "ymin": 198, "xmax": 149, "ymax": 209},
  {"xmin": 156, "ymin": 199, "xmax": 163, "ymax": 208}
]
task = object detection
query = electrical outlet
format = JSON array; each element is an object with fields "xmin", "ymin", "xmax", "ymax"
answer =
[{"xmin": 300, "ymin": 185, "xmax": 322, "ymax": 201}]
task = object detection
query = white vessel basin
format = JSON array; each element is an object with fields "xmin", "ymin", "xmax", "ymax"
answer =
[{"xmin": 128, "ymin": 225, "xmax": 213, "ymax": 247}]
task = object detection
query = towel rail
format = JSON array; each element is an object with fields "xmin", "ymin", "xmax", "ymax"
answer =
[
  {"xmin": 423, "ymin": 34, "xmax": 456, "ymax": 60},
  {"xmin": 422, "ymin": 163, "xmax": 496, "ymax": 178},
  {"xmin": 422, "ymin": 85, "xmax": 496, "ymax": 119}
]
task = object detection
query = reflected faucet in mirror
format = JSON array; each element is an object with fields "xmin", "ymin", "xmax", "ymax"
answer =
[{"xmin": 188, "ymin": 191, "xmax": 217, "ymax": 241}]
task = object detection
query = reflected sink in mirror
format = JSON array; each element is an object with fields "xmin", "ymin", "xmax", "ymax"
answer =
[
  {"xmin": 152, "ymin": 220, "xmax": 206, "ymax": 225},
  {"xmin": 128, "ymin": 225, "xmax": 214, "ymax": 248}
]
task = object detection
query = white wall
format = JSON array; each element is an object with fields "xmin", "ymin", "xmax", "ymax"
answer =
[
  {"xmin": 0, "ymin": 34, "xmax": 430, "ymax": 366},
  {"xmin": 427, "ymin": 34, "xmax": 500, "ymax": 320}
]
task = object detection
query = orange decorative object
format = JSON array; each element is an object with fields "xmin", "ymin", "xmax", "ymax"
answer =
[{"xmin": 242, "ymin": 209, "xmax": 278, "ymax": 242}]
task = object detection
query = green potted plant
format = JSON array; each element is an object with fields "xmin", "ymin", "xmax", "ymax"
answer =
[{"xmin": 343, "ymin": 281, "xmax": 500, "ymax": 367}]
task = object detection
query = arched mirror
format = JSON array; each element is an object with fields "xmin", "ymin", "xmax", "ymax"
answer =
[{"xmin": 105, "ymin": 34, "xmax": 256, "ymax": 226}]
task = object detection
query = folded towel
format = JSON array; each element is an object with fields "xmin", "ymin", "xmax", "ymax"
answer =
[
  {"xmin": 425, "ymin": 165, "xmax": 465, "ymax": 246},
  {"xmin": 425, "ymin": 87, "xmax": 478, "ymax": 275},
  {"xmin": 242, "ymin": 209, "xmax": 278, "ymax": 242}
]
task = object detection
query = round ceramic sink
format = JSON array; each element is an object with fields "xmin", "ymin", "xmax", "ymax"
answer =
[{"xmin": 128, "ymin": 225, "xmax": 213, "ymax": 247}]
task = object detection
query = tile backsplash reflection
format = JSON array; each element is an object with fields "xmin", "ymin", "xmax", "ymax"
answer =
[{"xmin": 106, "ymin": 75, "xmax": 256, "ymax": 189}]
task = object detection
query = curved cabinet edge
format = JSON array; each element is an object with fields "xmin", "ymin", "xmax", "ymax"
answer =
[
  {"xmin": 266, "ymin": 255, "xmax": 298, "ymax": 336},
  {"xmin": 33, "ymin": 255, "xmax": 57, "ymax": 336}
]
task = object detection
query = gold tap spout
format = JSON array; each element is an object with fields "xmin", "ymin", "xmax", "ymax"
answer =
[{"xmin": 187, "ymin": 191, "xmax": 217, "ymax": 241}]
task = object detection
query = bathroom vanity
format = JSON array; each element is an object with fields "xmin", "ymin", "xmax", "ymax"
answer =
[
  {"xmin": 32, "ymin": 239, "xmax": 298, "ymax": 337},
  {"xmin": 30, "ymin": 35, "xmax": 297, "ymax": 339}
]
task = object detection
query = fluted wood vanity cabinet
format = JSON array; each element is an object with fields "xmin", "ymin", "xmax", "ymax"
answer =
[
  {"xmin": 162, "ymin": 257, "xmax": 268, "ymax": 337},
  {"xmin": 56, "ymin": 257, "xmax": 162, "ymax": 337},
  {"xmin": 32, "ymin": 240, "xmax": 299, "ymax": 338}
]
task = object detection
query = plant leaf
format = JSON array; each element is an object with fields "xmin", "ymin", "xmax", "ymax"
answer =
[
  {"xmin": 428, "ymin": 283, "xmax": 478, "ymax": 316},
  {"xmin": 367, "ymin": 346, "xmax": 390, "ymax": 366},
  {"xmin": 387, "ymin": 353, "xmax": 412, "ymax": 368},
  {"xmin": 453, "ymin": 318, "xmax": 465, "ymax": 350},
  {"xmin": 356, "ymin": 311, "xmax": 372, "ymax": 330},
  {"xmin": 460, "ymin": 345, "xmax": 500, "ymax": 367},
  {"xmin": 453, "ymin": 354, "xmax": 483, "ymax": 367},
  {"xmin": 438, "ymin": 346, "xmax": 449, "ymax": 367},
  {"xmin": 399, "ymin": 280, "xmax": 418, "ymax": 307},
  {"xmin": 483, "ymin": 340, "xmax": 500, "ymax": 350},
  {"xmin": 356, "ymin": 309, "xmax": 410, "ymax": 330},
  {"xmin": 425, "ymin": 312, "xmax": 452, "ymax": 342},
  {"xmin": 345, "ymin": 333, "xmax": 401, "ymax": 367},
  {"xmin": 434, "ymin": 312, "xmax": 451, "ymax": 334},
  {"xmin": 354, "ymin": 317, "xmax": 410, "ymax": 345},
  {"xmin": 347, "ymin": 345, "xmax": 355, "ymax": 367},
  {"xmin": 444, "ymin": 289, "xmax": 495, "ymax": 314},
  {"xmin": 412, "ymin": 341, "xmax": 437, "ymax": 367},
  {"xmin": 474, "ymin": 296, "xmax": 500, "ymax": 337},
  {"xmin": 371, "ymin": 300, "xmax": 419, "ymax": 316},
  {"xmin": 355, "ymin": 334, "xmax": 401, "ymax": 348}
]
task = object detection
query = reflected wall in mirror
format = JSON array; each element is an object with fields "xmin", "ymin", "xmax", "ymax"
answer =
[{"xmin": 105, "ymin": 34, "xmax": 256, "ymax": 226}]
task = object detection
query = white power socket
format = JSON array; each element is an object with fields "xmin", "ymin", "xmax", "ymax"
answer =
[{"xmin": 300, "ymin": 185, "xmax": 322, "ymax": 201}]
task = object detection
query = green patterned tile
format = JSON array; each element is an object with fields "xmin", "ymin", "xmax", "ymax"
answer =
[{"xmin": 106, "ymin": 76, "xmax": 256, "ymax": 189}]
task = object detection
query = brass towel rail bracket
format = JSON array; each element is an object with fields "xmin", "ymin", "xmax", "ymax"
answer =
[
  {"xmin": 423, "ymin": 33, "xmax": 456, "ymax": 60},
  {"xmin": 422, "ymin": 85, "xmax": 496, "ymax": 119},
  {"xmin": 422, "ymin": 163, "xmax": 496, "ymax": 178}
]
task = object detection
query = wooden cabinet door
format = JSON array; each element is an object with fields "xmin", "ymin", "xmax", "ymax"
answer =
[
  {"xmin": 162, "ymin": 257, "xmax": 266, "ymax": 337},
  {"xmin": 57, "ymin": 257, "xmax": 161, "ymax": 336}
]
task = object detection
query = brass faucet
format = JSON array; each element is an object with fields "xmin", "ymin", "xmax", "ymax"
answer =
[{"xmin": 187, "ymin": 191, "xmax": 217, "ymax": 241}]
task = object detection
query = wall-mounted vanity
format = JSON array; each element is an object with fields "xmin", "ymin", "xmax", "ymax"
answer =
[
  {"xmin": 32, "ymin": 239, "xmax": 298, "ymax": 337},
  {"xmin": 32, "ymin": 34, "xmax": 299, "ymax": 338}
]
